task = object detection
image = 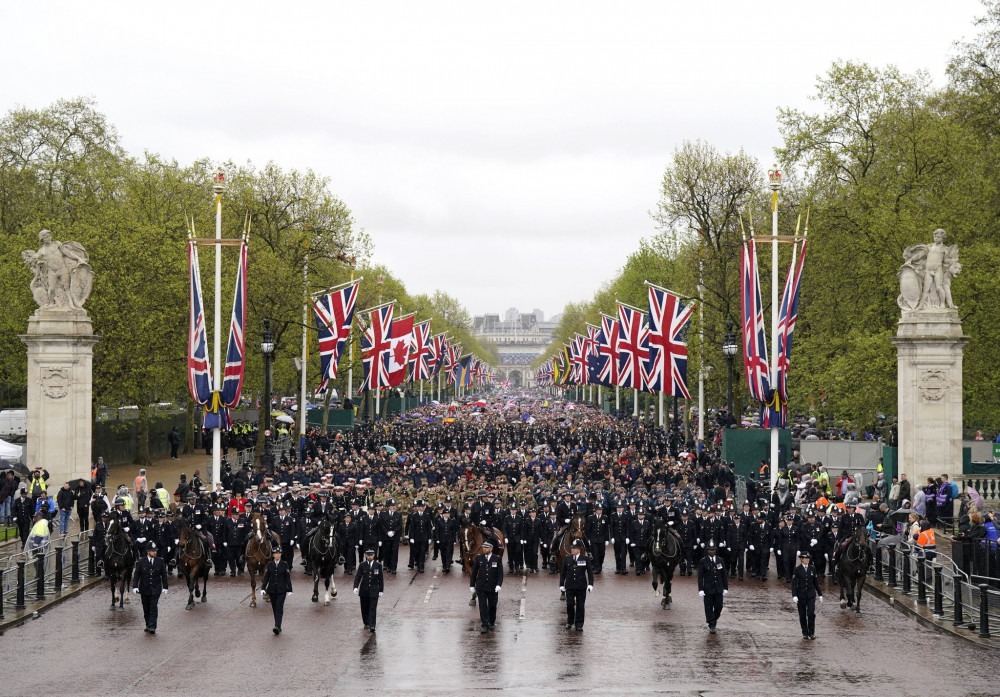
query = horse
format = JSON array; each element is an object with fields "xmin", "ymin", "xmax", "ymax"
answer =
[
  {"xmin": 305, "ymin": 515, "xmax": 339, "ymax": 606},
  {"xmin": 102, "ymin": 516, "xmax": 135, "ymax": 611},
  {"xmin": 645, "ymin": 517, "xmax": 682, "ymax": 609},
  {"xmin": 459, "ymin": 522, "xmax": 505, "ymax": 606},
  {"xmin": 245, "ymin": 512, "xmax": 279, "ymax": 608},
  {"xmin": 837, "ymin": 525, "xmax": 873, "ymax": 616},
  {"xmin": 176, "ymin": 519, "xmax": 210, "ymax": 610},
  {"xmin": 552, "ymin": 512, "xmax": 588, "ymax": 600}
]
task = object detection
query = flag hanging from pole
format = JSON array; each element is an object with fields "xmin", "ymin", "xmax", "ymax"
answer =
[
  {"xmin": 361, "ymin": 304, "xmax": 394, "ymax": 391},
  {"xmin": 187, "ymin": 241, "xmax": 213, "ymax": 405},
  {"xmin": 741, "ymin": 239, "xmax": 771, "ymax": 403},
  {"xmin": 409, "ymin": 320, "xmax": 433, "ymax": 382},
  {"xmin": 617, "ymin": 303, "xmax": 651, "ymax": 391},
  {"xmin": 595, "ymin": 315, "xmax": 620, "ymax": 388},
  {"xmin": 643, "ymin": 283, "xmax": 695, "ymax": 399},
  {"xmin": 220, "ymin": 238, "xmax": 249, "ymax": 407},
  {"xmin": 769, "ymin": 237, "xmax": 809, "ymax": 428},
  {"xmin": 312, "ymin": 280, "xmax": 359, "ymax": 395},
  {"xmin": 386, "ymin": 314, "xmax": 414, "ymax": 387},
  {"xmin": 427, "ymin": 333, "xmax": 446, "ymax": 379}
]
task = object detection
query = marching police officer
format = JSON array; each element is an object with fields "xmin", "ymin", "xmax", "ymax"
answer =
[
  {"xmin": 791, "ymin": 550, "xmax": 823, "ymax": 639},
  {"xmin": 559, "ymin": 538, "xmax": 594, "ymax": 630},
  {"xmin": 585, "ymin": 505, "xmax": 610, "ymax": 574},
  {"xmin": 353, "ymin": 548, "xmax": 384, "ymax": 632},
  {"xmin": 470, "ymin": 539, "xmax": 503, "ymax": 633},
  {"xmin": 697, "ymin": 540, "xmax": 729, "ymax": 634},
  {"xmin": 261, "ymin": 547, "xmax": 292, "ymax": 634},
  {"xmin": 131, "ymin": 541, "xmax": 169, "ymax": 634}
]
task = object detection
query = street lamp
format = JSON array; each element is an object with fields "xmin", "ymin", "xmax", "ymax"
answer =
[
  {"xmin": 722, "ymin": 321, "xmax": 738, "ymax": 426},
  {"xmin": 261, "ymin": 318, "xmax": 275, "ymax": 446}
]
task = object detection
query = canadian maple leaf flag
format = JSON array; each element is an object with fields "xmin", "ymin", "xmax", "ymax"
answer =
[{"xmin": 386, "ymin": 314, "xmax": 414, "ymax": 387}]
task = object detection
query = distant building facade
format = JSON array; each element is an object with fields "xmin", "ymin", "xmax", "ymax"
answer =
[{"xmin": 473, "ymin": 308, "xmax": 559, "ymax": 387}]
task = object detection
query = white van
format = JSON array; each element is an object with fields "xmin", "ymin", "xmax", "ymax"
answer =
[{"xmin": 0, "ymin": 409, "xmax": 26, "ymax": 440}]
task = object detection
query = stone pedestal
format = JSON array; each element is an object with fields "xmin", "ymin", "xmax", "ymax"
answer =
[
  {"xmin": 891, "ymin": 309, "xmax": 967, "ymax": 487},
  {"xmin": 20, "ymin": 309, "xmax": 99, "ymax": 490}
]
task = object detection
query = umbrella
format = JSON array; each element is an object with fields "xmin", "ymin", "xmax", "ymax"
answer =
[
  {"xmin": 876, "ymin": 534, "xmax": 904, "ymax": 548},
  {"xmin": 275, "ymin": 414, "xmax": 294, "ymax": 424},
  {"xmin": 381, "ymin": 445, "xmax": 397, "ymax": 455},
  {"xmin": 966, "ymin": 486, "xmax": 985, "ymax": 510}
]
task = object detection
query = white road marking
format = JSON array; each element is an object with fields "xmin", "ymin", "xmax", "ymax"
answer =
[{"xmin": 423, "ymin": 584, "xmax": 435, "ymax": 603}]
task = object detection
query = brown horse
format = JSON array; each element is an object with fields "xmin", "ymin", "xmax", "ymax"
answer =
[
  {"xmin": 177, "ymin": 519, "xmax": 210, "ymax": 610},
  {"xmin": 245, "ymin": 512, "xmax": 279, "ymax": 608},
  {"xmin": 459, "ymin": 522, "xmax": 505, "ymax": 606}
]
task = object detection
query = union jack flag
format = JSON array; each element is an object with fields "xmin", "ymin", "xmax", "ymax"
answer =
[
  {"xmin": 187, "ymin": 241, "xmax": 213, "ymax": 405},
  {"xmin": 643, "ymin": 284, "xmax": 695, "ymax": 399},
  {"xmin": 220, "ymin": 239, "xmax": 249, "ymax": 408},
  {"xmin": 770, "ymin": 238, "xmax": 809, "ymax": 427},
  {"xmin": 427, "ymin": 333, "xmax": 446, "ymax": 379},
  {"xmin": 499, "ymin": 378, "xmax": 510, "ymax": 390},
  {"xmin": 570, "ymin": 334, "xmax": 590, "ymax": 386},
  {"xmin": 361, "ymin": 304, "xmax": 394, "ymax": 391},
  {"xmin": 444, "ymin": 341, "xmax": 461, "ymax": 384},
  {"xmin": 595, "ymin": 315, "xmax": 620, "ymax": 387},
  {"xmin": 409, "ymin": 321, "xmax": 433, "ymax": 381},
  {"xmin": 617, "ymin": 304, "xmax": 650, "ymax": 391},
  {"xmin": 312, "ymin": 280, "xmax": 359, "ymax": 395},
  {"xmin": 741, "ymin": 239, "xmax": 770, "ymax": 403}
]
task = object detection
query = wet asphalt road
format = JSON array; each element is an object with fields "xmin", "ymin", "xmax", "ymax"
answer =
[{"xmin": 5, "ymin": 557, "xmax": 997, "ymax": 696}]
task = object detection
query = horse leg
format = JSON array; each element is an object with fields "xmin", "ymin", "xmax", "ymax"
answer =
[
  {"xmin": 313, "ymin": 572, "xmax": 320, "ymax": 603},
  {"xmin": 839, "ymin": 573, "xmax": 847, "ymax": 609},
  {"xmin": 664, "ymin": 570, "xmax": 673, "ymax": 607},
  {"xmin": 250, "ymin": 569, "xmax": 257, "ymax": 608},
  {"xmin": 855, "ymin": 576, "xmax": 864, "ymax": 616},
  {"xmin": 186, "ymin": 571, "xmax": 195, "ymax": 609},
  {"xmin": 652, "ymin": 569, "xmax": 660, "ymax": 597},
  {"xmin": 201, "ymin": 569, "xmax": 208, "ymax": 602}
]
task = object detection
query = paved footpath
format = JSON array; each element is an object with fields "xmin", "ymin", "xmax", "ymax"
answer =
[{"xmin": 4, "ymin": 558, "xmax": 996, "ymax": 696}]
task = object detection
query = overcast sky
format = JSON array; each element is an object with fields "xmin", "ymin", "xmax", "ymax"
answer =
[{"xmin": 1, "ymin": 1, "xmax": 983, "ymax": 318}]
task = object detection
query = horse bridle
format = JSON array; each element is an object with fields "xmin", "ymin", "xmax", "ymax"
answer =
[{"xmin": 180, "ymin": 524, "xmax": 205, "ymax": 561}]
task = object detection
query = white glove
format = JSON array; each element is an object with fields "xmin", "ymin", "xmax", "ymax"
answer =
[
  {"xmin": 354, "ymin": 588, "xmax": 359, "ymax": 595},
  {"xmin": 700, "ymin": 542, "xmax": 705, "ymax": 548},
  {"xmin": 749, "ymin": 545, "xmax": 755, "ymax": 551},
  {"xmin": 195, "ymin": 525, "xmax": 201, "ymax": 530},
  {"xmin": 625, "ymin": 538, "xmax": 630, "ymax": 544},
  {"xmin": 722, "ymin": 589, "xmax": 728, "ymax": 596},
  {"xmin": 793, "ymin": 596, "xmax": 799, "ymax": 603},
  {"xmin": 378, "ymin": 592, "xmax": 383, "ymax": 597},
  {"xmin": 587, "ymin": 585, "xmax": 593, "ymax": 592},
  {"xmin": 288, "ymin": 592, "xmax": 292, "ymax": 596},
  {"xmin": 494, "ymin": 585, "xmax": 501, "ymax": 593},
  {"xmin": 719, "ymin": 542, "xmax": 726, "ymax": 548},
  {"xmin": 559, "ymin": 586, "xmax": 566, "ymax": 592},
  {"xmin": 137, "ymin": 537, "xmax": 146, "ymax": 543},
  {"xmin": 769, "ymin": 548, "xmax": 774, "ymax": 553},
  {"xmin": 825, "ymin": 554, "xmax": 829, "ymax": 560},
  {"xmin": 819, "ymin": 596, "xmax": 823, "ymax": 604},
  {"xmin": 223, "ymin": 542, "xmax": 227, "ymax": 547},
  {"xmin": 469, "ymin": 587, "xmax": 475, "ymax": 594},
  {"xmin": 698, "ymin": 590, "xmax": 705, "ymax": 597},
  {"xmin": 810, "ymin": 539, "xmax": 817, "ymax": 546},
  {"xmin": 378, "ymin": 541, "xmax": 382, "ymax": 547},
  {"xmin": 630, "ymin": 543, "xmax": 636, "ymax": 547},
  {"xmin": 409, "ymin": 538, "xmax": 414, "ymax": 543},
  {"xmin": 387, "ymin": 531, "xmax": 394, "ymax": 537},
  {"xmin": 175, "ymin": 539, "xmax": 179, "ymax": 544},
  {"xmin": 520, "ymin": 540, "xmax": 526, "ymax": 544},
  {"xmin": 504, "ymin": 538, "xmax": 508, "ymax": 544},
  {"xmin": 132, "ymin": 588, "xmax": 139, "ymax": 594},
  {"xmin": 611, "ymin": 538, "xmax": 615, "ymax": 545}
]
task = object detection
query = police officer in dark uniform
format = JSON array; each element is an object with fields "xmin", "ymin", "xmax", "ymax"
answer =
[
  {"xmin": 791, "ymin": 550, "xmax": 823, "ymax": 639},
  {"xmin": 261, "ymin": 547, "xmax": 292, "ymax": 634},
  {"xmin": 559, "ymin": 538, "xmax": 594, "ymax": 630},
  {"xmin": 91, "ymin": 511, "xmax": 110, "ymax": 574},
  {"xmin": 676, "ymin": 509, "xmax": 697, "ymax": 576},
  {"xmin": 470, "ymin": 539, "xmax": 503, "ymax": 633},
  {"xmin": 379, "ymin": 498, "xmax": 404, "ymax": 573},
  {"xmin": 521, "ymin": 507, "xmax": 542, "ymax": 573},
  {"xmin": 353, "ymin": 548, "xmax": 384, "ymax": 631},
  {"xmin": 502, "ymin": 502, "xmax": 523, "ymax": 573},
  {"xmin": 697, "ymin": 540, "xmax": 729, "ymax": 634},
  {"xmin": 435, "ymin": 507, "xmax": 458, "ymax": 572},
  {"xmin": 610, "ymin": 501, "xmax": 631, "ymax": 575},
  {"xmin": 209, "ymin": 504, "xmax": 230, "ymax": 575},
  {"xmin": 584, "ymin": 504, "xmax": 609, "ymax": 573},
  {"xmin": 227, "ymin": 507, "xmax": 245, "ymax": 575},
  {"xmin": 406, "ymin": 499, "xmax": 433, "ymax": 573},
  {"xmin": 270, "ymin": 502, "xmax": 297, "ymax": 567},
  {"xmin": 628, "ymin": 507, "xmax": 652, "ymax": 575},
  {"xmin": 131, "ymin": 541, "xmax": 169, "ymax": 634}
]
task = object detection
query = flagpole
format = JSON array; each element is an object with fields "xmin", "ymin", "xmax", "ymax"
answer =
[
  {"xmin": 769, "ymin": 166, "xmax": 781, "ymax": 490},
  {"xmin": 300, "ymin": 247, "xmax": 309, "ymax": 449},
  {"xmin": 633, "ymin": 389, "xmax": 638, "ymax": 418},
  {"xmin": 211, "ymin": 172, "xmax": 223, "ymax": 486},
  {"xmin": 658, "ymin": 390, "xmax": 664, "ymax": 427},
  {"xmin": 698, "ymin": 260, "xmax": 705, "ymax": 448},
  {"xmin": 347, "ymin": 269, "xmax": 354, "ymax": 404}
]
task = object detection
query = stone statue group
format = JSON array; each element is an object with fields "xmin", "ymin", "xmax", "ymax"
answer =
[
  {"xmin": 898, "ymin": 228, "xmax": 961, "ymax": 313},
  {"xmin": 21, "ymin": 229, "xmax": 93, "ymax": 310}
]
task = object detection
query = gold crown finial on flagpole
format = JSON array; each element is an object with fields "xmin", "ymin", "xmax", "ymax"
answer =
[
  {"xmin": 212, "ymin": 168, "xmax": 226, "ymax": 195},
  {"xmin": 767, "ymin": 165, "xmax": 782, "ymax": 191}
]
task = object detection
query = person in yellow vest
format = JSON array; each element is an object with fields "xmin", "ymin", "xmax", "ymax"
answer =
[
  {"xmin": 28, "ymin": 509, "xmax": 52, "ymax": 552},
  {"xmin": 153, "ymin": 482, "xmax": 170, "ymax": 510},
  {"xmin": 116, "ymin": 485, "xmax": 134, "ymax": 512},
  {"xmin": 815, "ymin": 465, "xmax": 831, "ymax": 496}
]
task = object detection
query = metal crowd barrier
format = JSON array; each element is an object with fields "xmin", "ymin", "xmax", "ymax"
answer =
[
  {"xmin": 870, "ymin": 533, "xmax": 1000, "ymax": 638},
  {"xmin": 1, "ymin": 529, "xmax": 97, "ymax": 619}
]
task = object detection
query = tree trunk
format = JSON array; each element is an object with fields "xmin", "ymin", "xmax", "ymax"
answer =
[{"xmin": 135, "ymin": 402, "xmax": 151, "ymax": 466}]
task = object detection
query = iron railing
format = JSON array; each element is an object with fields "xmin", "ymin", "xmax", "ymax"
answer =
[{"xmin": 0, "ymin": 529, "xmax": 99, "ymax": 619}]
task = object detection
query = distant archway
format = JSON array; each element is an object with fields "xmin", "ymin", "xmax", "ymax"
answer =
[{"xmin": 508, "ymin": 370, "xmax": 523, "ymax": 388}]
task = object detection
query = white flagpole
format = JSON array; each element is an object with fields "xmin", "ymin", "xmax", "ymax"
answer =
[
  {"xmin": 300, "ymin": 250, "xmax": 308, "ymax": 444},
  {"xmin": 211, "ymin": 173, "xmax": 223, "ymax": 486},
  {"xmin": 698, "ymin": 260, "xmax": 705, "ymax": 447},
  {"xmin": 658, "ymin": 390, "xmax": 664, "ymax": 427},
  {"xmin": 769, "ymin": 166, "xmax": 781, "ymax": 490}
]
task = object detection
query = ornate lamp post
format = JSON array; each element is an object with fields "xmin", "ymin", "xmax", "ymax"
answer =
[
  {"xmin": 260, "ymin": 318, "xmax": 275, "ymax": 443},
  {"xmin": 722, "ymin": 321, "xmax": 738, "ymax": 426}
]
